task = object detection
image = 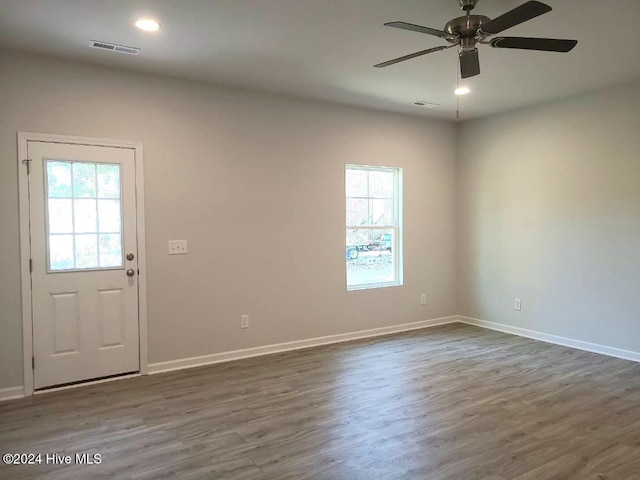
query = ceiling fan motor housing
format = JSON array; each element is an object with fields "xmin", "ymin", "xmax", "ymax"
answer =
[{"xmin": 444, "ymin": 15, "xmax": 490, "ymax": 49}]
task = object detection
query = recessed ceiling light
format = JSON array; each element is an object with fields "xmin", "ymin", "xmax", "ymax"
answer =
[
  {"xmin": 135, "ymin": 19, "xmax": 160, "ymax": 32},
  {"xmin": 455, "ymin": 86, "xmax": 471, "ymax": 96}
]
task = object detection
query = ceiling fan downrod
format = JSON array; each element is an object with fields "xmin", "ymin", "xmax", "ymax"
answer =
[{"xmin": 459, "ymin": 0, "xmax": 479, "ymax": 12}]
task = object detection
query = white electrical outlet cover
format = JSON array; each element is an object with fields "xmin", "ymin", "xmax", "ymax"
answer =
[{"xmin": 168, "ymin": 240, "xmax": 188, "ymax": 255}]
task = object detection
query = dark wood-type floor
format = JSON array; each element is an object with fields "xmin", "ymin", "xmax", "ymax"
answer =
[{"xmin": 1, "ymin": 323, "xmax": 639, "ymax": 480}]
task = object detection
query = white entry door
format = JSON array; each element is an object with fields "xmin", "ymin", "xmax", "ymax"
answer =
[{"xmin": 27, "ymin": 141, "xmax": 140, "ymax": 389}]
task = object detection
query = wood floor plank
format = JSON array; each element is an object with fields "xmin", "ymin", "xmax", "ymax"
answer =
[{"xmin": 1, "ymin": 323, "xmax": 639, "ymax": 479}]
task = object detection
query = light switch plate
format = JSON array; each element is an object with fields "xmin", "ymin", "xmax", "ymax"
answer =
[
  {"xmin": 514, "ymin": 298, "xmax": 522, "ymax": 311},
  {"xmin": 168, "ymin": 240, "xmax": 188, "ymax": 255}
]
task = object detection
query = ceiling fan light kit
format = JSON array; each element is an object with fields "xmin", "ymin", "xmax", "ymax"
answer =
[{"xmin": 374, "ymin": 0, "xmax": 577, "ymax": 79}]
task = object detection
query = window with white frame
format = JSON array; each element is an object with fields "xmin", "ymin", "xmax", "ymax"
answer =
[{"xmin": 345, "ymin": 165, "xmax": 402, "ymax": 290}]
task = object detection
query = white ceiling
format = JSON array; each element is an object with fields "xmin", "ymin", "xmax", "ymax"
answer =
[{"xmin": 1, "ymin": 0, "xmax": 639, "ymax": 120}]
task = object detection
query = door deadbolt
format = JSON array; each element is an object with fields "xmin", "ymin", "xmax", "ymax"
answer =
[{"xmin": 126, "ymin": 253, "xmax": 135, "ymax": 261}]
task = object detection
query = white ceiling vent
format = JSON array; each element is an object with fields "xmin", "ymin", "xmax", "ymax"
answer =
[{"xmin": 89, "ymin": 40, "xmax": 140, "ymax": 55}]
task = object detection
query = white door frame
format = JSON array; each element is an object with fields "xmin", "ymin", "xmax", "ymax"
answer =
[{"xmin": 17, "ymin": 132, "xmax": 148, "ymax": 396}]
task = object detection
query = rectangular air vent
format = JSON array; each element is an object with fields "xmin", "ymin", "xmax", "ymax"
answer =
[
  {"xmin": 89, "ymin": 40, "xmax": 140, "ymax": 55},
  {"xmin": 411, "ymin": 101, "xmax": 440, "ymax": 109}
]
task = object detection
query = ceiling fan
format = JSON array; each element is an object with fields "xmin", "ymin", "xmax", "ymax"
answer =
[{"xmin": 374, "ymin": 0, "xmax": 577, "ymax": 78}]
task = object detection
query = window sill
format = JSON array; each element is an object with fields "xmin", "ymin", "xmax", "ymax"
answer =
[{"xmin": 347, "ymin": 281, "xmax": 402, "ymax": 292}]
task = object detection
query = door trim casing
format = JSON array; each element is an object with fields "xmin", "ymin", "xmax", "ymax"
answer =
[{"xmin": 17, "ymin": 132, "xmax": 148, "ymax": 396}]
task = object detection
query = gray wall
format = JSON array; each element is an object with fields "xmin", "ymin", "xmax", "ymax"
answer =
[
  {"xmin": 457, "ymin": 81, "xmax": 640, "ymax": 352},
  {"xmin": 0, "ymin": 50, "xmax": 458, "ymax": 390},
  {"xmin": 3, "ymin": 48, "xmax": 638, "ymax": 393}
]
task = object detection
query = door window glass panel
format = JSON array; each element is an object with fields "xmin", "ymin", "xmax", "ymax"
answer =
[
  {"xmin": 98, "ymin": 200, "xmax": 121, "ymax": 233},
  {"xmin": 47, "ymin": 162, "xmax": 72, "ymax": 197},
  {"xmin": 75, "ymin": 234, "xmax": 98, "ymax": 269},
  {"xmin": 49, "ymin": 235, "xmax": 74, "ymax": 270},
  {"xmin": 97, "ymin": 164, "xmax": 121, "ymax": 199},
  {"xmin": 99, "ymin": 234, "xmax": 123, "ymax": 267},
  {"xmin": 73, "ymin": 199, "xmax": 97, "ymax": 233},
  {"xmin": 72, "ymin": 162, "xmax": 96, "ymax": 197},
  {"xmin": 48, "ymin": 199, "xmax": 73, "ymax": 233},
  {"xmin": 45, "ymin": 160, "xmax": 123, "ymax": 271}
]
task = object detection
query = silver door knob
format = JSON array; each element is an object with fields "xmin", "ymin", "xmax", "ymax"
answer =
[
  {"xmin": 126, "ymin": 253, "xmax": 135, "ymax": 261},
  {"xmin": 126, "ymin": 269, "xmax": 136, "ymax": 277}
]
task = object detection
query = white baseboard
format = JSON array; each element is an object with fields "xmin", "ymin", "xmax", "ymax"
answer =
[
  {"xmin": 458, "ymin": 316, "xmax": 640, "ymax": 363},
  {"xmin": 6, "ymin": 315, "xmax": 636, "ymax": 400},
  {"xmin": 0, "ymin": 386, "xmax": 24, "ymax": 402},
  {"xmin": 148, "ymin": 315, "xmax": 459, "ymax": 374}
]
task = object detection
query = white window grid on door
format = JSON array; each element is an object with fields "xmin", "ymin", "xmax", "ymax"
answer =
[{"xmin": 44, "ymin": 159, "xmax": 125, "ymax": 273}]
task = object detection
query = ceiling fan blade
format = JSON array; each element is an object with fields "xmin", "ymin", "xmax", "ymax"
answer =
[
  {"xmin": 490, "ymin": 37, "xmax": 578, "ymax": 52},
  {"xmin": 481, "ymin": 1, "xmax": 552, "ymax": 35},
  {"xmin": 460, "ymin": 48, "xmax": 480, "ymax": 78},
  {"xmin": 373, "ymin": 45, "xmax": 453, "ymax": 68},
  {"xmin": 384, "ymin": 21, "xmax": 448, "ymax": 38}
]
